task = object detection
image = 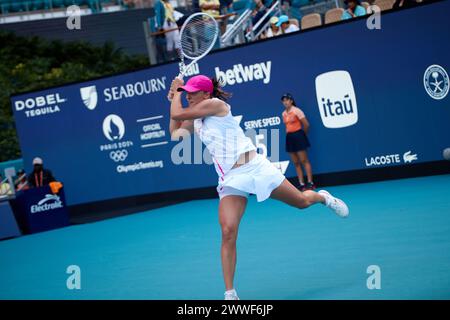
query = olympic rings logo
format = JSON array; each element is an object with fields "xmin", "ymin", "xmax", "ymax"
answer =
[{"xmin": 109, "ymin": 150, "xmax": 128, "ymax": 162}]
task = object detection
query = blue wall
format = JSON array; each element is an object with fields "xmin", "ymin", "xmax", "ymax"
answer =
[{"xmin": 11, "ymin": 2, "xmax": 450, "ymax": 206}]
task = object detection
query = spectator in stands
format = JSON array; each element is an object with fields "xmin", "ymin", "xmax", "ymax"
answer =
[
  {"xmin": 192, "ymin": 0, "xmax": 201, "ymax": 12},
  {"xmin": 276, "ymin": 15, "xmax": 299, "ymax": 34},
  {"xmin": 131, "ymin": 0, "xmax": 150, "ymax": 8},
  {"xmin": 200, "ymin": 0, "xmax": 221, "ymax": 17},
  {"xmin": 251, "ymin": 0, "xmax": 270, "ymax": 36},
  {"xmin": 220, "ymin": 0, "xmax": 234, "ymax": 14},
  {"xmin": 219, "ymin": 0, "xmax": 234, "ymax": 35},
  {"xmin": 123, "ymin": 0, "xmax": 136, "ymax": 8},
  {"xmin": 14, "ymin": 169, "xmax": 29, "ymax": 192},
  {"xmin": 251, "ymin": 0, "xmax": 267, "ymax": 22},
  {"xmin": 0, "ymin": 173, "xmax": 13, "ymax": 196},
  {"xmin": 155, "ymin": 0, "xmax": 181, "ymax": 60},
  {"xmin": 393, "ymin": 0, "xmax": 419, "ymax": 9},
  {"xmin": 27, "ymin": 157, "xmax": 56, "ymax": 188},
  {"xmin": 200, "ymin": 0, "xmax": 222, "ymax": 48},
  {"xmin": 341, "ymin": 0, "xmax": 366, "ymax": 20},
  {"xmin": 256, "ymin": 0, "xmax": 274, "ymax": 9},
  {"xmin": 289, "ymin": 0, "xmax": 309, "ymax": 22},
  {"xmin": 231, "ymin": 0, "xmax": 253, "ymax": 16},
  {"xmin": 264, "ymin": 16, "xmax": 281, "ymax": 38},
  {"xmin": 280, "ymin": 0, "xmax": 291, "ymax": 15}
]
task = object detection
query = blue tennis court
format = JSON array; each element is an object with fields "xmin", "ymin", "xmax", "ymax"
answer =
[{"xmin": 1, "ymin": 174, "xmax": 450, "ymax": 300}]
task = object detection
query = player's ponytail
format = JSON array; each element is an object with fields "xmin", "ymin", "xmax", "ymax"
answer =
[{"xmin": 211, "ymin": 78, "xmax": 232, "ymax": 101}]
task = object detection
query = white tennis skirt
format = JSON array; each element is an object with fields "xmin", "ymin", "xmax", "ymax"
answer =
[{"xmin": 217, "ymin": 154, "xmax": 285, "ymax": 202}]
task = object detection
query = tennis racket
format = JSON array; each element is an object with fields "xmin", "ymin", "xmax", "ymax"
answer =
[{"xmin": 177, "ymin": 12, "xmax": 219, "ymax": 79}]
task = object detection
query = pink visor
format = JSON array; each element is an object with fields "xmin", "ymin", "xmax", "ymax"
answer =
[{"xmin": 177, "ymin": 75, "xmax": 213, "ymax": 94}]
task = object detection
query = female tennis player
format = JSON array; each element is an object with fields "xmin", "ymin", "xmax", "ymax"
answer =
[
  {"xmin": 281, "ymin": 93, "xmax": 315, "ymax": 191},
  {"xmin": 168, "ymin": 75, "xmax": 349, "ymax": 300}
]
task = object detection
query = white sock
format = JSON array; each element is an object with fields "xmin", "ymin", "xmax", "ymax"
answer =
[
  {"xmin": 320, "ymin": 192, "xmax": 331, "ymax": 207},
  {"xmin": 225, "ymin": 289, "xmax": 237, "ymax": 295}
]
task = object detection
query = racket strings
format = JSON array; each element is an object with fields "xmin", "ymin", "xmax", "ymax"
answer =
[{"xmin": 180, "ymin": 15, "xmax": 218, "ymax": 59}]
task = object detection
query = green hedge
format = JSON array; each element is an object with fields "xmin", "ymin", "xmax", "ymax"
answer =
[{"xmin": 0, "ymin": 30, "xmax": 149, "ymax": 162}]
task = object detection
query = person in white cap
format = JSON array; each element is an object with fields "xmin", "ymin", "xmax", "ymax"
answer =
[
  {"xmin": 27, "ymin": 157, "xmax": 56, "ymax": 188},
  {"xmin": 168, "ymin": 75, "xmax": 349, "ymax": 300},
  {"xmin": 265, "ymin": 16, "xmax": 281, "ymax": 38}
]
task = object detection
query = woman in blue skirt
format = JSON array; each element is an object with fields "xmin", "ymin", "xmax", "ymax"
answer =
[{"xmin": 281, "ymin": 93, "xmax": 315, "ymax": 191}]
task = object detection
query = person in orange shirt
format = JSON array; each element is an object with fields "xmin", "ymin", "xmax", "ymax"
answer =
[{"xmin": 281, "ymin": 93, "xmax": 315, "ymax": 191}]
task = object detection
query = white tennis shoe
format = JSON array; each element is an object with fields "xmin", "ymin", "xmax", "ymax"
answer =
[
  {"xmin": 318, "ymin": 190, "xmax": 349, "ymax": 218},
  {"xmin": 224, "ymin": 289, "xmax": 240, "ymax": 300}
]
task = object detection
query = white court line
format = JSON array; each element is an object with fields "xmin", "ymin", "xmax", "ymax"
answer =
[
  {"xmin": 137, "ymin": 115, "xmax": 164, "ymax": 123},
  {"xmin": 141, "ymin": 141, "xmax": 169, "ymax": 148}
]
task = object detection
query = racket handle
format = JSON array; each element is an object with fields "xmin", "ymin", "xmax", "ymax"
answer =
[{"xmin": 167, "ymin": 73, "xmax": 184, "ymax": 101}]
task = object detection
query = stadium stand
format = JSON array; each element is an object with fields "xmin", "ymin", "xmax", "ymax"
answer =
[
  {"xmin": 0, "ymin": 0, "xmax": 429, "ymax": 64},
  {"xmin": 324, "ymin": 6, "xmax": 343, "ymax": 23},
  {"xmin": 300, "ymin": 12, "xmax": 321, "ymax": 29},
  {"xmin": 374, "ymin": 0, "xmax": 395, "ymax": 10}
]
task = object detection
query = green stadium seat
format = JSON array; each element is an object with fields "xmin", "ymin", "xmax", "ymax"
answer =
[
  {"xmin": 86, "ymin": 0, "xmax": 102, "ymax": 12},
  {"xmin": 8, "ymin": 0, "xmax": 26, "ymax": 12},
  {"xmin": 74, "ymin": 0, "xmax": 88, "ymax": 6},
  {"xmin": 64, "ymin": 0, "xmax": 86, "ymax": 6},
  {"xmin": 31, "ymin": 0, "xmax": 46, "ymax": 10},
  {"xmin": 51, "ymin": 0, "xmax": 66, "ymax": 8},
  {"xmin": 22, "ymin": 1, "xmax": 33, "ymax": 11},
  {"xmin": 0, "ymin": 1, "xmax": 10, "ymax": 14}
]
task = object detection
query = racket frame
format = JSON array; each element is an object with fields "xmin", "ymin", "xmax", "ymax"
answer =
[{"xmin": 177, "ymin": 12, "xmax": 219, "ymax": 80}]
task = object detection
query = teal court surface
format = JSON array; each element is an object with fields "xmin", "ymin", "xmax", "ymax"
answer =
[{"xmin": 1, "ymin": 175, "xmax": 450, "ymax": 300}]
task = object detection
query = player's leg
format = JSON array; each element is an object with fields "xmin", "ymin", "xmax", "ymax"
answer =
[
  {"xmin": 288, "ymin": 152, "xmax": 305, "ymax": 188},
  {"xmin": 270, "ymin": 179, "xmax": 349, "ymax": 217},
  {"xmin": 270, "ymin": 178, "xmax": 322, "ymax": 208},
  {"xmin": 219, "ymin": 193, "xmax": 247, "ymax": 300},
  {"xmin": 298, "ymin": 150, "xmax": 314, "ymax": 189}
]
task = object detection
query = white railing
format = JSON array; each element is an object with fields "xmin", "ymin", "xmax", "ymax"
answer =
[
  {"xmin": 245, "ymin": 0, "xmax": 282, "ymax": 42},
  {"xmin": 220, "ymin": 8, "xmax": 253, "ymax": 48}
]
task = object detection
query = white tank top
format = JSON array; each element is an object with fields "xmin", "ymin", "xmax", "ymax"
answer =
[{"xmin": 194, "ymin": 98, "xmax": 256, "ymax": 179}]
